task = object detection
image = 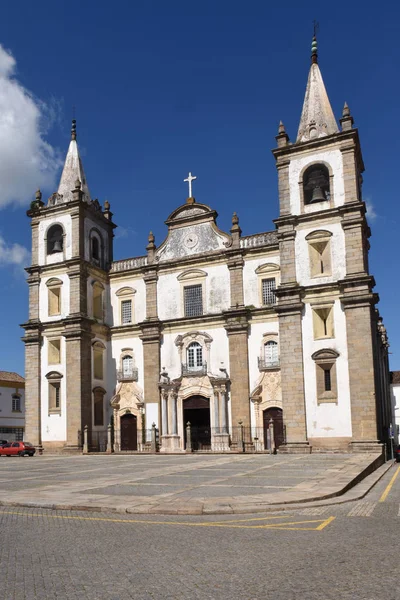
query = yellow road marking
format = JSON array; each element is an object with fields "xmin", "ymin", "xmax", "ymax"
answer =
[
  {"xmin": 379, "ymin": 465, "xmax": 400, "ymax": 503},
  {"xmin": 0, "ymin": 509, "xmax": 334, "ymax": 531}
]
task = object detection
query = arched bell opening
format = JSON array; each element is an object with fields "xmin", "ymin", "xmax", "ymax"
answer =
[{"xmin": 303, "ymin": 164, "xmax": 330, "ymax": 204}]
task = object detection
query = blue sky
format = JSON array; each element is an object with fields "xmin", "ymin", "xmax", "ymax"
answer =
[{"xmin": 0, "ymin": 0, "xmax": 399, "ymax": 375}]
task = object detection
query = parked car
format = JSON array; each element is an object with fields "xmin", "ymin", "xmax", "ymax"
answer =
[
  {"xmin": 0, "ymin": 442, "xmax": 36, "ymax": 457},
  {"xmin": 394, "ymin": 445, "xmax": 400, "ymax": 462}
]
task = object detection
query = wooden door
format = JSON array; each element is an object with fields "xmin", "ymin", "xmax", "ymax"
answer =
[{"xmin": 120, "ymin": 414, "xmax": 137, "ymax": 451}]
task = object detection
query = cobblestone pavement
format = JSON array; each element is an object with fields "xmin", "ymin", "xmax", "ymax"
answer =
[
  {"xmin": 0, "ymin": 453, "xmax": 382, "ymax": 513},
  {"xmin": 1, "ymin": 462, "xmax": 399, "ymax": 600}
]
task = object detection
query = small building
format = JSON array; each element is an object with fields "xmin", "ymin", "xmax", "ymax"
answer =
[{"xmin": 0, "ymin": 371, "xmax": 25, "ymax": 441}]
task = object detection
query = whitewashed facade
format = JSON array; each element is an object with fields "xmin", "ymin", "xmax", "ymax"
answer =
[
  {"xmin": 0, "ymin": 372, "xmax": 25, "ymax": 441},
  {"xmin": 23, "ymin": 40, "xmax": 393, "ymax": 454}
]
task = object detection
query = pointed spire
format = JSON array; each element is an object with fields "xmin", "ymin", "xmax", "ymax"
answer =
[
  {"xmin": 276, "ymin": 120, "xmax": 290, "ymax": 147},
  {"xmin": 340, "ymin": 101, "xmax": 354, "ymax": 131},
  {"xmin": 56, "ymin": 120, "xmax": 91, "ymax": 203},
  {"xmin": 296, "ymin": 35, "xmax": 339, "ymax": 143}
]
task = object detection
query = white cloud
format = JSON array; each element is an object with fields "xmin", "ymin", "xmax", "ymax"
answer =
[
  {"xmin": 0, "ymin": 235, "xmax": 30, "ymax": 266},
  {"xmin": 365, "ymin": 199, "xmax": 378, "ymax": 222},
  {"xmin": 0, "ymin": 44, "xmax": 62, "ymax": 209}
]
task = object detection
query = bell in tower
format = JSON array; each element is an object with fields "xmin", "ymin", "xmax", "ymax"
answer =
[{"xmin": 303, "ymin": 164, "xmax": 330, "ymax": 204}]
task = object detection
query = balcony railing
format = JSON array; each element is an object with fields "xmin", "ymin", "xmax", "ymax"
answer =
[
  {"xmin": 181, "ymin": 362, "xmax": 207, "ymax": 377},
  {"xmin": 117, "ymin": 368, "xmax": 139, "ymax": 382},
  {"xmin": 258, "ymin": 357, "xmax": 280, "ymax": 371}
]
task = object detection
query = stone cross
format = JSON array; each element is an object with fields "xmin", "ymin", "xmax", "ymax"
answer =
[{"xmin": 184, "ymin": 172, "xmax": 197, "ymax": 198}]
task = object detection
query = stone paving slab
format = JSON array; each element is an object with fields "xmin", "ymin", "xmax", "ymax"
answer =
[{"xmin": 0, "ymin": 451, "xmax": 387, "ymax": 515}]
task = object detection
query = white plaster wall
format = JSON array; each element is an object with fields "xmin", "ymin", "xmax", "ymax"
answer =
[
  {"xmin": 302, "ymin": 300, "xmax": 352, "ymax": 439},
  {"xmin": 84, "ymin": 217, "xmax": 108, "ymax": 265},
  {"xmin": 157, "ymin": 264, "xmax": 230, "ymax": 321},
  {"xmin": 39, "ymin": 273, "xmax": 70, "ymax": 322},
  {"xmin": 110, "ymin": 277, "xmax": 146, "ymax": 326},
  {"xmin": 248, "ymin": 321, "xmax": 280, "ymax": 397},
  {"xmin": 0, "ymin": 385, "xmax": 25, "ymax": 430},
  {"xmin": 243, "ymin": 255, "xmax": 280, "ymax": 307},
  {"xmin": 38, "ymin": 214, "xmax": 72, "ymax": 265},
  {"xmin": 295, "ymin": 222, "xmax": 346, "ymax": 287},
  {"xmin": 110, "ymin": 336, "xmax": 144, "ymax": 394},
  {"xmin": 289, "ymin": 149, "xmax": 345, "ymax": 215},
  {"xmin": 41, "ymin": 336, "xmax": 67, "ymax": 442}
]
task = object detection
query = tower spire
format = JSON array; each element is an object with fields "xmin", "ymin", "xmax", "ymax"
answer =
[
  {"xmin": 56, "ymin": 120, "xmax": 91, "ymax": 203},
  {"xmin": 296, "ymin": 33, "xmax": 339, "ymax": 143}
]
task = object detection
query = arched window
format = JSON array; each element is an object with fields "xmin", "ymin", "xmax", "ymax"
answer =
[
  {"xmin": 122, "ymin": 355, "xmax": 133, "ymax": 375},
  {"xmin": 93, "ymin": 342, "xmax": 105, "ymax": 380},
  {"xmin": 47, "ymin": 225, "xmax": 63, "ymax": 254},
  {"xmin": 303, "ymin": 164, "xmax": 330, "ymax": 205},
  {"xmin": 92, "ymin": 237, "xmax": 100, "ymax": 262},
  {"xmin": 187, "ymin": 342, "xmax": 203, "ymax": 369},
  {"xmin": 264, "ymin": 340, "xmax": 279, "ymax": 366}
]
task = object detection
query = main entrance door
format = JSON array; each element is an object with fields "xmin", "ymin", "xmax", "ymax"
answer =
[
  {"xmin": 120, "ymin": 414, "xmax": 138, "ymax": 451},
  {"xmin": 183, "ymin": 396, "xmax": 211, "ymax": 451},
  {"xmin": 263, "ymin": 407, "xmax": 284, "ymax": 450}
]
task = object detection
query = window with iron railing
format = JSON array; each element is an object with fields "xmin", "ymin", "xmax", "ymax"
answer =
[
  {"xmin": 184, "ymin": 284, "xmax": 203, "ymax": 317},
  {"xmin": 262, "ymin": 278, "xmax": 276, "ymax": 305}
]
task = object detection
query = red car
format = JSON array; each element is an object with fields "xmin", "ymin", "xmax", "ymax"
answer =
[{"xmin": 0, "ymin": 442, "xmax": 36, "ymax": 457}]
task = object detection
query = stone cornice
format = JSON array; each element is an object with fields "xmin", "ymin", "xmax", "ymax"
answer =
[
  {"xmin": 223, "ymin": 307, "xmax": 250, "ymax": 334},
  {"xmin": 139, "ymin": 319, "xmax": 162, "ymax": 342}
]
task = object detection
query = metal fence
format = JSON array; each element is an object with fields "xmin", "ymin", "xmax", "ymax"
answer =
[{"xmin": 78, "ymin": 421, "xmax": 286, "ymax": 454}]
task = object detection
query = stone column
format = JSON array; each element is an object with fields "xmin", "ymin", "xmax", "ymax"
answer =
[
  {"xmin": 219, "ymin": 386, "xmax": 228, "ymax": 434},
  {"xmin": 224, "ymin": 309, "xmax": 251, "ymax": 427},
  {"xmin": 169, "ymin": 391, "xmax": 178, "ymax": 435},
  {"xmin": 161, "ymin": 390, "xmax": 168, "ymax": 435},
  {"xmin": 214, "ymin": 389, "xmax": 220, "ymax": 430}
]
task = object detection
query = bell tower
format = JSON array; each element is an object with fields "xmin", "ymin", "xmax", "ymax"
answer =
[
  {"xmin": 22, "ymin": 121, "xmax": 116, "ymax": 451},
  {"xmin": 272, "ymin": 36, "xmax": 384, "ymax": 452}
]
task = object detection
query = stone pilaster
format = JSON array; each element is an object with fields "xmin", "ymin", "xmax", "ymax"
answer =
[
  {"xmin": 339, "ymin": 278, "xmax": 381, "ymax": 450},
  {"xmin": 27, "ymin": 269, "xmax": 40, "ymax": 321},
  {"xmin": 341, "ymin": 205, "xmax": 369, "ymax": 277},
  {"xmin": 276, "ymin": 159, "xmax": 291, "ymax": 216},
  {"xmin": 64, "ymin": 323, "xmax": 93, "ymax": 448},
  {"xmin": 139, "ymin": 319, "xmax": 161, "ymax": 417},
  {"xmin": 274, "ymin": 217, "xmax": 297, "ymax": 285},
  {"xmin": 275, "ymin": 285, "xmax": 310, "ymax": 452},
  {"xmin": 144, "ymin": 268, "xmax": 158, "ymax": 319},
  {"xmin": 68, "ymin": 262, "xmax": 88, "ymax": 315},
  {"xmin": 341, "ymin": 144, "xmax": 361, "ymax": 204},
  {"xmin": 224, "ymin": 308, "xmax": 250, "ymax": 427},
  {"xmin": 227, "ymin": 255, "xmax": 244, "ymax": 308},
  {"xmin": 22, "ymin": 326, "xmax": 42, "ymax": 446}
]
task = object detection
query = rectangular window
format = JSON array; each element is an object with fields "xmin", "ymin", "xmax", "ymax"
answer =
[
  {"xmin": 184, "ymin": 284, "xmax": 203, "ymax": 317},
  {"xmin": 121, "ymin": 300, "xmax": 132, "ymax": 324},
  {"xmin": 12, "ymin": 396, "xmax": 21, "ymax": 412},
  {"xmin": 312, "ymin": 306, "xmax": 334, "ymax": 339},
  {"xmin": 49, "ymin": 382, "xmax": 61, "ymax": 413},
  {"xmin": 324, "ymin": 368, "xmax": 332, "ymax": 392},
  {"xmin": 262, "ymin": 278, "xmax": 276, "ymax": 305},
  {"xmin": 48, "ymin": 286, "xmax": 61, "ymax": 316},
  {"xmin": 48, "ymin": 339, "xmax": 61, "ymax": 364}
]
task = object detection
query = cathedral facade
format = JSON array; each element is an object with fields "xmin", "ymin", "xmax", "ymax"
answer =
[{"xmin": 22, "ymin": 38, "xmax": 392, "ymax": 454}]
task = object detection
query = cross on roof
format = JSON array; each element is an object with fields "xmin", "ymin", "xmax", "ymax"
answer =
[{"xmin": 184, "ymin": 172, "xmax": 197, "ymax": 198}]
